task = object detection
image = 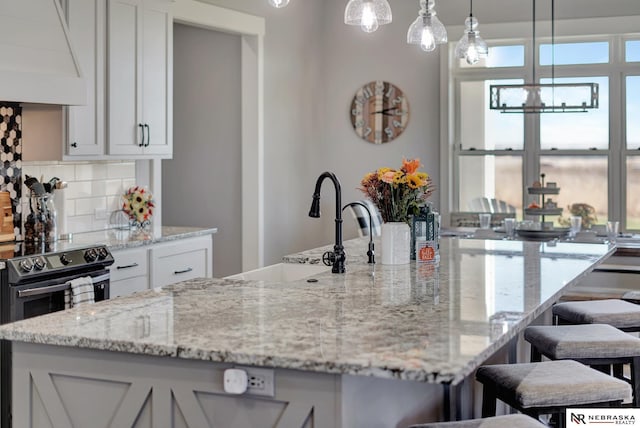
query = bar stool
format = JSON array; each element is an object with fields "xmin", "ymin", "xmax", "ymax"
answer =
[
  {"xmin": 409, "ymin": 414, "xmax": 545, "ymax": 428},
  {"xmin": 525, "ymin": 323, "xmax": 640, "ymax": 406},
  {"xmin": 552, "ymin": 299, "xmax": 640, "ymax": 332},
  {"xmin": 476, "ymin": 360, "xmax": 631, "ymax": 428}
]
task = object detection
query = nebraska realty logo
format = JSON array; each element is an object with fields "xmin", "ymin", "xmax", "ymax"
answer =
[{"xmin": 567, "ymin": 409, "xmax": 640, "ymax": 426}]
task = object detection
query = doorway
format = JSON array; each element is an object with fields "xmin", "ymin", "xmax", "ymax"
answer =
[{"xmin": 163, "ymin": 23, "xmax": 242, "ymax": 277}]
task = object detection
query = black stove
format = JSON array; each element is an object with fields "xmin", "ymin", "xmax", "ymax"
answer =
[{"xmin": 0, "ymin": 243, "xmax": 114, "ymax": 427}]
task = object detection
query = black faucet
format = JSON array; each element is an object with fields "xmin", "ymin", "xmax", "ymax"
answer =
[
  {"xmin": 343, "ymin": 202, "xmax": 375, "ymax": 264},
  {"xmin": 309, "ymin": 172, "xmax": 346, "ymax": 274}
]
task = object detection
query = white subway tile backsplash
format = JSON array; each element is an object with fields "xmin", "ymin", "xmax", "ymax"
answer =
[{"xmin": 22, "ymin": 161, "xmax": 137, "ymax": 234}]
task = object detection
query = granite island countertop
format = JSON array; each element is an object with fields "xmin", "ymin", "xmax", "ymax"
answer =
[{"xmin": 0, "ymin": 238, "xmax": 613, "ymax": 385}]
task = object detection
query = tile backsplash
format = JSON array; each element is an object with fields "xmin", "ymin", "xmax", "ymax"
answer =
[{"xmin": 22, "ymin": 161, "xmax": 136, "ymax": 234}]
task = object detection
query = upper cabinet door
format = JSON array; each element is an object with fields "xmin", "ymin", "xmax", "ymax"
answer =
[
  {"xmin": 107, "ymin": 0, "xmax": 172, "ymax": 158},
  {"xmin": 64, "ymin": 0, "xmax": 106, "ymax": 158}
]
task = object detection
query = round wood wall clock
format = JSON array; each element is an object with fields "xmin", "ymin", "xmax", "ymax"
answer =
[{"xmin": 350, "ymin": 81, "xmax": 410, "ymax": 144}]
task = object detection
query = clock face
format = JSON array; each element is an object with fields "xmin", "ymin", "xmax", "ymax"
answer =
[{"xmin": 350, "ymin": 81, "xmax": 409, "ymax": 144}]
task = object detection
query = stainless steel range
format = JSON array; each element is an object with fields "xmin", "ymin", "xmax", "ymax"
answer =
[{"xmin": 0, "ymin": 243, "xmax": 114, "ymax": 427}]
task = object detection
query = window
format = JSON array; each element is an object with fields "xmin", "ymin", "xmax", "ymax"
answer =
[
  {"xmin": 450, "ymin": 35, "xmax": 639, "ymax": 230},
  {"xmin": 459, "ymin": 45, "xmax": 525, "ymax": 68}
]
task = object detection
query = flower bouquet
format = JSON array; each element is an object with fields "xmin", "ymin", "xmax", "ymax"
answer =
[
  {"xmin": 359, "ymin": 158, "xmax": 435, "ymax": 224},
  {"xmin": 121, "ymin": 185, "xmax": 154, "ymax": 229}
]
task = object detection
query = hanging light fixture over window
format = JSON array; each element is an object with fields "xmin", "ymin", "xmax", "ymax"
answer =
[
  {"xmin": 489, "ymin": 0, "xmax": 599, "ymax": 113},
  {"xmin": 268, "ymin": 0, "xmax": 290, "ymax": 8},
  {"xmin": 344, "ymin": 0, "xmax": 393, "ymax": 33},
  {"xmin": 406, "ymin": 0, "xmax": 447, "ymax": 52},
  {"xmin": 454, "ymin": 0, "xmax": 488, "ymax": 65}
]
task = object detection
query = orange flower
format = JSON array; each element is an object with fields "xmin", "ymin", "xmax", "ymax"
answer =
[
  {"xmin": 381, "ymin": 171, "xmax": 396, "ymax": 184},
  {"xmin": 402, "ymin": 158, "xmax": 421, "ymax": 175}
]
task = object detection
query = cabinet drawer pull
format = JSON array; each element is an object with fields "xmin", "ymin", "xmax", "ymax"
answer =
[
  {"xmin": 138, "ymin": 123, "xmax": 145, "ymax": 147},
  {"xmin": 174, "ymin": 267, "xmax": 193, "ymax": 275},
  {"xmin": 117, "ymin": 263, "xmax": 139, "ymax": 270},
  {"xmin": 144, "ymin": 124, "xmax": 150, "ymax": 147}
]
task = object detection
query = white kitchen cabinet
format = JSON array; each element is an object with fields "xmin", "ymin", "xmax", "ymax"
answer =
[
  {"xmin": 63, "ymin": 0, "xmax": 106, "ymax": 158},
  {"xmin": 109, "ymin": 247, "xmax": 149, "ymax": 298},
  {"xmin": 107, "ymin": 0, "xmax": 173, "ymax": 158},
  {"xmin": 150, "ymin": 235, "xmax": 213, "ymax": 288}
]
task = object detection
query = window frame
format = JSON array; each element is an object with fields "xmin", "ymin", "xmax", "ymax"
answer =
[{"xmin": 442, "ymin": 17, "xmax": 640, "ymax": 230}]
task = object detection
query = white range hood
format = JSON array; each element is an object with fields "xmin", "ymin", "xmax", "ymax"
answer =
[{"xmin": 0, "ymin": 0, "xmax": 85, "ymax": 105}]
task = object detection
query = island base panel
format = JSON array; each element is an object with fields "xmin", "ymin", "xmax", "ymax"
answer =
[{"xmin": 12, "ymin": 343, "xmax": 443, "ymax": 428}]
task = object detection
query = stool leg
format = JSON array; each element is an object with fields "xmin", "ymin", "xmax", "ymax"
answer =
[
  {"xmin": 481, "ymin": 383, "xmax": 497, "ymax": 417},
  {"xmin": 632, "ymin": 357, "xmax": 640, "ymax": 407},
  {"xmin": 530, "ymin": 345, "xmax": 542, "ymax": 362},
  {"xmin": 592, "ymin": 364, "xmax": 611, "ymax": 375}
]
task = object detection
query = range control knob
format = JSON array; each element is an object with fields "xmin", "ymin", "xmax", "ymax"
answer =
[
  {"xmin": 33, "ymin": 256, "xmax": 46, "ymax": 271},
  {"xmin": 59, "ymin": 254, "xmax": 72, "ymax": 266},
  {"xmin": 84, "ymin": 248, "xmax": 98, "ymax": 262},
  {"xmin": 96, "ymin": 247, "xmax": 109, "ymax": 260},
  {"xmin": 19, "ymin": 259, "xmax": 34, "ymax": 273}
]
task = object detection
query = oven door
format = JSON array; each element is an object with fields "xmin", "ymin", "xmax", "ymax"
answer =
[{"xmin": 9, "ymin": 269, "xmax": 110, "ymax": 322}]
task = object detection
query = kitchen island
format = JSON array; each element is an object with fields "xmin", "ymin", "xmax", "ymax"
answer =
[{"xmin": 0, "ymin": 238, "xmax": 612, "ymax": 427}]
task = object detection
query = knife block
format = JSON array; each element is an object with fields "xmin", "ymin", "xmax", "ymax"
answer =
[{"xmin": 0, "ymin": 191, "xmax": 15, "ymax": 242}]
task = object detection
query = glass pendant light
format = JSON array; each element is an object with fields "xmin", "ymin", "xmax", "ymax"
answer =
[
  {"xmin": 268, "ymin": 0, "xmax": 290, "ymax": 8},
  {"xmin": 407, "ymin": 0, "xmax": 447, "ymax": 52},
  {"xmin": 454, "ymin": 0, "xmax": 488, "ymax": 65},
  {"xmin": 344, "ymin": 0, "xmax": 392, "ymax": 33}
]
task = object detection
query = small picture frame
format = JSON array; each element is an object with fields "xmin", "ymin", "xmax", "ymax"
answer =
[{"xmin": 547, "ymin": 182, "xmax": 557, "ymax": 188}]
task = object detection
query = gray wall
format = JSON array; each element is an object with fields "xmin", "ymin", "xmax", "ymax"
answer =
[
  {"xmin": 186, "ymin": 0, "xmax": 639, "ymax": 267},
  {"xmin": 163, "ymin": 24, "xmax": 242, "ymax": 277}
]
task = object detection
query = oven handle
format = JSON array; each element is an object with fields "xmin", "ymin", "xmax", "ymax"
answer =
[{"xmin": 17, "ymin": 273, "xmax": 110, "ymax": 298}]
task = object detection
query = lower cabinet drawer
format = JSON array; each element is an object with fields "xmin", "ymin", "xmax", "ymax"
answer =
[
  {"xmin": 110, "ymin": 248, "xmax": 149, "ymax": 282},
  {"xmin": 151, "ymin": 236, "xmax": 212, "ymax": 288},
  {"xmin": 110, "ymin": 276, "xmax": 148, "ymax": 298}
]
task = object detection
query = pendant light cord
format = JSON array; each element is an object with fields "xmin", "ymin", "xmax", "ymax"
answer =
[
  {"xmin": 469, "ymin": 0, "xmax": 473, "ymax": 18},
  {"xmin": 532, "ymin": 0, "xmax": 536, "ymax": 83}
]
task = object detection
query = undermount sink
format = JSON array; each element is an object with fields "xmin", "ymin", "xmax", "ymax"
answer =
[{"xmin": 225, "ymin": 263, "xmax": 329, "ymax": 283}]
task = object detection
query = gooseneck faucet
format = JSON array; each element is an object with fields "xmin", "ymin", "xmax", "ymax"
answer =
[
  {"xmin": 309, "ymin": 172, "xmax": 346, "ymax": 274},
  {"xmin": 343, "ymin": 202, "xmax": 375, "ymax": 264}
]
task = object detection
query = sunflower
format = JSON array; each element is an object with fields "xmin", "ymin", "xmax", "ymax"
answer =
[{"xmin": 407, "ymin": 174, "xmax": 423, "ymax": 189}]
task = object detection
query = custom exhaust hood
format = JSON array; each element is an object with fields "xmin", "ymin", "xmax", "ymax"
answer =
[{"xmin": 0, "ymin": 0, "xmax": 85, "ymax": 105}]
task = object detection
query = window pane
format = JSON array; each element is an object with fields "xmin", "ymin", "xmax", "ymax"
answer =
[
  {"xmin": 627, "ymin": 76, "xmax": 640, "ymax": 149},
  {"xmin": 459, "ymin": 45, "xmax": 525, "ymax": 68},
  {"xmin": 540, "ymin": 76, "xmax": 609, "ymax": 150},
  {"xmin": 626, "ymin": 40, "xmax": 640, "ymax": 62},
  {"xmin": 627, "ymin": 157, "xmax": 640, "ymax": 229},
  {"xmin": 539, "ymin": 156, "xmax": 607, "ymax": 226},
  {"xmin": 540, "ymin": 42, "xmax": 609, "ymax": 65},
  {"xmin": 460, "ymin": 79, "xmax": 524, "ymax": 150},
  {"xmin": 458, "ymin": 156, "xmax": 523, "ymax": 217}
]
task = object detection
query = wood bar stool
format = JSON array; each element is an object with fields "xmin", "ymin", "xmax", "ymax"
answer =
[
  {"xmin": 409, "ymin": 414, "xmax": 545, "ymax": 428},
  {"xmin": 476, "ymin": 360, "xmax": 631, "ymax": 428},
  {"xmin": 524, "ymin": 323, "xmax": 640, "ymax": 406},
  {"xmin": 552, "ymin": 299, "xmax": 640, "ymax": 332}
]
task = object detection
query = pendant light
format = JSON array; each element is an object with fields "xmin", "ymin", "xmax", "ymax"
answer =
[
  {"xmin": 344, "ymin": 0, "xmax": 392, "ymax": 33},
  {"xmin": 489, "ymin": 0, "xmax": 599, "ymax": 113},
  {"xmin": 268, "ymin": 0, "xmax": 290, "ymax": 8},
  {"xmin": 407, "ymin": 0, "xmax": 447, "ymax": 52},
  {"xmin": 454, "ymin": 0, "xmax": 488, "ymax": 65}
]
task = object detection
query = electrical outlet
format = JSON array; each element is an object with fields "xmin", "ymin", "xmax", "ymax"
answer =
[{"xmin": 238, "ymin": 366, "xmax": 275, "ymax": 397}]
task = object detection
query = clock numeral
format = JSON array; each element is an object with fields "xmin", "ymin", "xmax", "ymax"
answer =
[
  {"xmin": 384, "ymin": 127, "xmax": 393, "ymax": 138},
  {"xmin": 354, "ymin": 97, "xmax": 365, "ymax": 106},
  {"xmin": 362, "ymin": 86, "xmax": 373, "ymax": 99},
  {"xmin": 375, "ymin": 81, "xmax": 385, "ymax": 95},
  {"xmin": 355, "ymin": 119, "xmax": 365, "ymax": 128},
  {"xmin": 374, "ymin": 131, "xmax": 383, "ymax": 141},
  {"xmin": 393, "ymin": 120, "xmax": 403, "ymax": 128},
  {"xmin": 392, "ymin": 96, "xmax": 404, "ymax": 106},
  {"xmin": 363, "ymin": 127, "xmax": 372, "ymax": 137},
  {"xmin": 385, "ymin": 85, "xmax": 395, "ymax": 99},
  {"xmin": 394, "ymin": 109, "xmax": 407, "ymax": 116},
  {"xmin": 351, "ymin": 108, "xmax": 361, "ymax": 116}
]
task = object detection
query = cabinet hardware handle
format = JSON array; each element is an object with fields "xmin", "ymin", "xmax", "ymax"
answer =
[
  {"xmin": 116, "ymin": 263, "xmax": 139, "ymax": 270},
  {"xmin": 174, "ymin": 267, "xmax": 193, "ymax": 275},
  {"xmin": 138, "ymin": 123, "xmax": 145, "ymax": 147},
  {"xmin": 71, "ymin": 142, "xmax": 78, "ymax": 148},
  {"xmin": 144, "ymin": 124, "xmax": 150, "ymax": 147}
]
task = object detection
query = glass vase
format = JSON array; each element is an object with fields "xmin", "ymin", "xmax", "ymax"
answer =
[{"xmin": 381, "ymin": 222, "xmax": 410, "ymax": 265}]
